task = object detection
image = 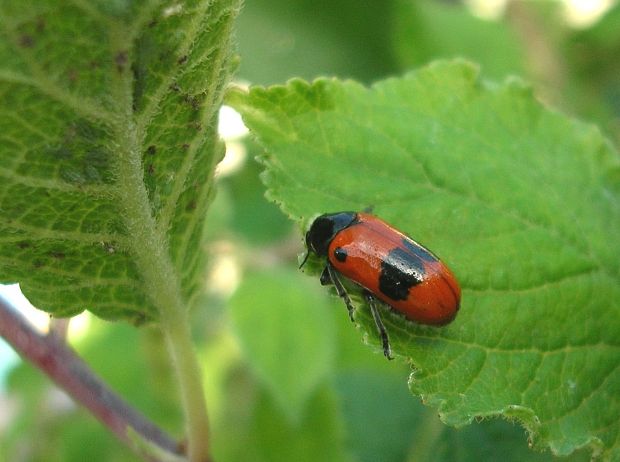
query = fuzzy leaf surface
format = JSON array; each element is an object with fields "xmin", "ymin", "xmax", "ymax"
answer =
[
  {"xmin": 0, "ymin": 0, "xmax": 239, "ymax": 321},
  {"xmin": 228, "ymin": 61, "xmax": 620, "ymax": 460}
]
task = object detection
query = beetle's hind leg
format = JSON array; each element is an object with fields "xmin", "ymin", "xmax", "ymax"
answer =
[
  {"xmin": 364, "ymin": 292, "xmax": 393, "ymax": 360},
  {"xmin": 322, "ymin": 265, "xmax": 356, "ymax": 322}
]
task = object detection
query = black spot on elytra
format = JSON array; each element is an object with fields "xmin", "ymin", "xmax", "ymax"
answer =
[
  {"xmin": 378, "ymin": 247, "xmax": 424, "ymax": 301},
  {"xmin": 401, "ymin": 237, "xmax": 437, "ymax": 262},
  {"xmin": 185, "ymin": 199, "xmax": 197, "ymax": 211},
  {"xmin": 333, "ymin": 247, "xmax": 347, "ymax": 262}
]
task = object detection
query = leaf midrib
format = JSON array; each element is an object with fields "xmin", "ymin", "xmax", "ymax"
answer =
[{"xmin": 106, "ymin": 19, "xmax": 186, "ymax": 317}]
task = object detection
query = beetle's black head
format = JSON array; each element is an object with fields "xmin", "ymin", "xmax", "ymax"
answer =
[{"xmin": 304, "ymin": 212, "xmax": 358, "ymax": 259}]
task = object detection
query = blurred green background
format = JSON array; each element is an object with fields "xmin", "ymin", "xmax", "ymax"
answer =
[{"xmin": 1, "ymin": 1, "xmax": 619, "ymax": 461}]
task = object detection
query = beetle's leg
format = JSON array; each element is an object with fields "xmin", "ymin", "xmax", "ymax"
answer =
[
  {"xmin": 299, "ymin": 250, "xmax": 310, "ymax": 269},
  {"xmin": 319, "ymin": 266, "xmax": 331, "ymax": 286},
  {"xmin": 324, "ymin": 265, "xmax": 356, "ymax": 322},
  {"xmin": 364, "ymin": 292, "xmax": 393, "ymax": 360}
]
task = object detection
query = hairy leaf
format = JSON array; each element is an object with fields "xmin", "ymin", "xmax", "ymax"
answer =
[
  {"xmin": 0, "ymin": 0, "xmax": 240, "ymax": 321},
  {"xmin": 228, "ymin": 60, "xmax": 620, "ymax": 460}
]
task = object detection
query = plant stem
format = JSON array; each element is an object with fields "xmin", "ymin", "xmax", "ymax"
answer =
[
  {"xmin": 112, "ymin": 78, "xmax": 211, "ymax": 461},
  {"xmin": 113, "ymin": 123, "xmax": 211, "ymax": 461},
  {"xmin": 160, "ymin": 308, "xmax": 211, "ymax": 462},
  {"xmin": 107, "ymin": 0, "xmax": 242, "ymax": 456},
  {"xmin": 0, "ymin": 297, "xmax": 183, "ymax": 462}
]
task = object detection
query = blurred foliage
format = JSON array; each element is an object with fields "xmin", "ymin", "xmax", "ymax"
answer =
[
  {"xmin": 218, "ymin": 141, "xmax": 293, "ymax": 244},
  {"xmin": 565, "ymin": 2, "xmax": 620, "ymax": 144},
  {"xmin": 234, "ymin": 0, "xmax": 397, "ymax": 84},
  {"xmin": 392, "ymin": 0, "xmax": 525, "ymax": 79},
  {"xmin": 2, "ymin": 0, "xmax": 619, "ymax": 461}
]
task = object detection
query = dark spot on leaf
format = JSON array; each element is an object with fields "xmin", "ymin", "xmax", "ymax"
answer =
[
  {"xmin": 169, "ymin": 82, "xmax": 180, "ymax": 92},
  {"xmin": 157, "ymin": 51, "xmax": 166, "ymax": 62},
  {"xmin": 101, "ymin": 242, "xmax": 116, "ymax": 254},
  {"xmin": 184, "ymin": 94, "xmax": 200, "ymax": 110},
  {"xmin": 36, "ymin": 17, "xmax": 46, "ymax": 33},
  {"xmin": 115, "ymin": 51, "xmax": 128, "ymax": 72},
  {"xmin": 148, "ymin": 19, "xmax": 157, "ymax": 28},
  {"xmin": 33, "ymin": 259, "xmax": 44, "ymax": 268},
  {"xmin": 17, "ymin": 241, "xmax": 30, "ymax": 249},
  {"xmin": 177, "ymin": 54, "xmax": 188, "ymax": 65},
  {"xmin": 50, "ymin": 251, "xmax": 65, "ymax": 260},
  {"xmin": 147, "ymin": 145, "xmax": 156, "ymax": 155},
  {"xmin": 182, "ymin": 143, "xmax": 190, "ymax": 150},
  {"xmin": 186, "ymin": 199, "xmax": 197, "ymax": 211},
  {"xmin": 67, "ymin": 69, "xmax": 78, "ymax": 83},
  {"xmin": 133, "ymin": 312, "xmax": 147, "ymax": 326},
  {"xmin": 19, "ymin": 34, "xmax": 34, "ymax": 47},
  {"xmin": 147, "ymin": 164, "xmax": 155, "ymax": 175},
  {"xmin": 63, "ymin": 125, "xmax": 78, "ymax": 142}
]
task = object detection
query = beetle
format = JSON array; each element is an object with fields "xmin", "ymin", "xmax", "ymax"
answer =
[{"xmin": 301, "ymin": 211, "xmax": 460, "ymax": 359}]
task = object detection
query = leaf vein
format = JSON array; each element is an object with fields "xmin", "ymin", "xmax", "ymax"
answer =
[
  {"xmin": 0, "ymin": 167, "xmax": 115, "ymax": 196},
  {"xmin": 0, "ymin": 224, "xmax": 126, "ymax": 247}
]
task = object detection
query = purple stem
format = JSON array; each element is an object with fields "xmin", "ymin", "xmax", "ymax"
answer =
[{"xmin": 0, "ymin": 296, "xmax": 183, "ymax": 461}]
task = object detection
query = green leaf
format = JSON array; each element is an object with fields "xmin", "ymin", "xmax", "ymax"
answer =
[
  {"xmin": 229, "ymin": 269, "xmax": 336, "ymax": 422},
  {"xmin": 0, "ymin": 0, "xmax": 240, "ymax": 321},
  {"xmin": 227, "ymin": 60, "xmax": 620, "ymax": 460}
]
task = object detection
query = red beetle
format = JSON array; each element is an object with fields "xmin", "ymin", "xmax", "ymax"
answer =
[{"xmin": 301, "ymin": 212, "xmax": 460, "ymax": 359}]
